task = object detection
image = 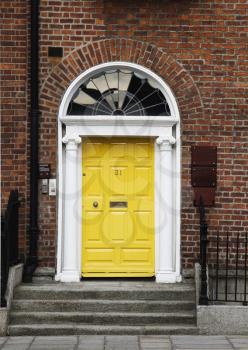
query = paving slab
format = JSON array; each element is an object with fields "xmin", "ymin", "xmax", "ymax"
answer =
[
  {"xmin": 140, "ymin": 345, "xmax": 171, "ymax": 350},
  {"xmin": 140, "ymin": 335, "xmax": 171, "ymax": 349},
  {"xmin": 105, "ymin": 335, "xmax": 139, "ymax": 350},
  {"xmin": 28, "ymin": 335, "xmax": 77, "ymax": 350},
  {"xmin": 171, "ymin": 336, "xmax": 234, "ymax": 350},
  {"xmin": 229, "ymin": 337, "xmax": 248, "ymax": 347},
  {"xmin": 171, "ymin": 345, "xmax": 233, "ymax": 348},
  {"xmin": 171, "ymin": 335, "xmax": 228, "ymax": 344},
  {"xmin": 140, "ymin": 335, "xmax": 170, "ymax": 341},
  {"xmin": 173, "ymin": 348, "xmax": 233, "ymax": 350},
  {"xmin": 77, "ymin": 345, "xmax": 103, "ymax": 350},
  {"xmin": 5, "ymin": 337, "xmax": 33, "ymax": 344},
  {"xmin": 30, "ymin": 347, "xmax": 75, "ymax": 350},
  {"xmin": 1, "ymin": 336, "xmax": 33, "ymax": 350},
  {"xmin": 78, "ymin": 335, "xmax": 104, "ymax": 350},
  {"xmin": 33, "ymin": 335, "xmax": 77, "ymax": 342}
]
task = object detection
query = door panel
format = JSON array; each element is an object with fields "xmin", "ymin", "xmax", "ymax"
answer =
[{"xmin": 82, "ymin": 138, "xmax": 154, "ymax": 277}]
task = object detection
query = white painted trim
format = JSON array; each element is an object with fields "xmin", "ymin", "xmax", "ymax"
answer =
[
  {"xmin": 60, "ymin": 116, "xmax": 178, "ymax": 127},
  {"xmin": 56, "ymin": 61, "xmax": 181, "ymax": 283}
]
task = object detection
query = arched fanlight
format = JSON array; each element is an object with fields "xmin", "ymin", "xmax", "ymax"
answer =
[{"xmin": 67, "ymin": 68, "xmax": 171, "ymax": 116}]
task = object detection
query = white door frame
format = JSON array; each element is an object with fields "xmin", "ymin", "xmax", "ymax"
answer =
[{"xmin": 55, "ymin": 62, "xmax": 181, "ymax": 283}]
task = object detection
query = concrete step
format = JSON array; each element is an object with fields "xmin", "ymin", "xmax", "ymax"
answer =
[
  {"xmin": 32, "ymin": 267, "xmax": 55, "ymax": 283},
  {"xmin": 8, "ymin": 324, "xmax": 199, "ymax": 336},
  {"xmin": 10, "ymin": 311, "xmax": 195, "ymax": 326},
  {"xmin": 9, "ymin": 281, "xmax": 197, "ymax": 336},
  {"xmin": 14, "ymin": 283, "xmax": 195, "ymax": 301},
  {"xmin": 11, "ymin": 299, "xmax": 195, "ymax": 313}
]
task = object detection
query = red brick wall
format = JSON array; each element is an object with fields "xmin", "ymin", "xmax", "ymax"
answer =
[
  {"xmin": 2, "ymin": 0, "xmax": 248, "ymax": 270},
  {"xmin": 1, "ymin": 0, "xmax": 29, "ymax": 259}
]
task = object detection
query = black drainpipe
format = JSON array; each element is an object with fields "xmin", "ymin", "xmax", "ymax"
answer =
[{"xmin": 23, "ymin": 0, "xmax": 40, "ymax": 282}]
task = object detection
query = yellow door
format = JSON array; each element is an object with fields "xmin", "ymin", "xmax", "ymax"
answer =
[{"xmin": 82, "ymin": 137, "xmax": 154, "ymax": 277}]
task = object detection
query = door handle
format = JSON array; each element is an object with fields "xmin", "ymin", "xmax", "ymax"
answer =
[{"xmin": 93, "ymin": 201, "xmax": 98, "ymax": 208}]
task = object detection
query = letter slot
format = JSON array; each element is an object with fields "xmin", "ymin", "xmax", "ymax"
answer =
[{"xmin": 110, "ymin": 201, "xmax": 128, "ymax": 208}]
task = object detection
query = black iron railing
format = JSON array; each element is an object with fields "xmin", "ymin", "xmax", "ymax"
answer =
[
  {"xmin": 208, "ymin": 232, "xmax": 247, "ymax": 305},
  {"xmin": 1, "ymin": 190, "xmax": 20, "ymax": 307},
  {"xmin": 198, "ymin": 197, "xmax": 248, "ymax": 306}
]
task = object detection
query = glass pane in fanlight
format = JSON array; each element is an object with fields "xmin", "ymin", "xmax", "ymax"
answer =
[
  {"xmin": 120, "ymin": 69, "xmax": 131, "ymax": 74},
  {"xmin": 71, "ymin": 88, "xmax": 79, "ymax": 100},
  {"xmin": 133, "ymin": 71, "xmax": 144, "ymax": 80},
  {"xmin": 118, "ymin": 71, "xmax": 132, "ymax": 108},
  {"xmin": 119, "ymin": 71, "xmax": 132, "ymax": 91},
  {"xmin": 156, "ymin": 89, "xmax": 167, "ymax": 102},
  {"xmin": 73, "ymin": 90, "xmax": 96, "ymax": 105},
  {"xmin": 112, "ymin": 90, "xmax": 119, "ymax": 103},
  {"xmin": 105, "ymin": 71, "xmax": 118, "ymax": 90},
  {"xmin": 94, "ymin": 105, "xmax": 109, "ymax": 115},
  {"xmin": 92, "ymin": 75, "xmax": 108, "ymax": 93},
  {"xmin": 104, "ymin": 94, "xmax": 116, "ymax": 111},
  {"xmin": 118, "ymin": 91, "xmax": 128, "ymax": 109},
  {"xmin": 147, "ymin": 78, "xmax": 160, "ymax": 90},
  {"xmin": 86, "ymin": 80, "xmax": 97, "ymax": 90}
]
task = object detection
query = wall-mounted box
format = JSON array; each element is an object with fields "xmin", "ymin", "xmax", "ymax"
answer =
[
  {"xmin": 191, "ymin": 146, "xmax": 217, "ymax": 166},
  {"xmin": 191, "ymin": 146, "xmax": 217, "ymax": 207},
  {"xmin": 49, "ymin": 179, "xmax": 56, "ymax": 196},
  {"xmin": 191, "ymin": 166, "xmax": 217, "ymax": 187},
  {"xmin": 48, "ymin": 47, "xmax": 63, "ymax": 65},
  {"xmin": 39, "ymin": 163, "xmax": 50, "ymax": 179},
  {"xmin": 48, "ymin": 47, "xmax": 63, "ymax": 58}
]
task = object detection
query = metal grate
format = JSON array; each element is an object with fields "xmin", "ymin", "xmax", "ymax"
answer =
[
  {"xmin": 208, "ymin": 232, "xmax": 247, "ymax": 305},
  {"xmin": 198, "ymin": 198, "xmax": 247, "ymax": 306}
]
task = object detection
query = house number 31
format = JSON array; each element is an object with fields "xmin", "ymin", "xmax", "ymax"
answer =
[{"xmin": 114, "ymin": 169, "xmax": 122, "ymax": 176}]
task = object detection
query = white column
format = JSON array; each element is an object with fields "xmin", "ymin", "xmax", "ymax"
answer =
[
  {"xmin": 61, "ymin": 135, "xmax": 81, "ymax": 282},
  {"xmin": 156, "ymin": 136, "xmax": 177, "ymax": 283}
]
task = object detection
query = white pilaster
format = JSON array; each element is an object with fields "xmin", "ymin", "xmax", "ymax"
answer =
[
  {"xmin": 61, "ymin": 135, "xmax": 81, "ymax": 282},
  {"xmin": 156, "ymin": 136, "xmax": 178, "ymax": 283}
]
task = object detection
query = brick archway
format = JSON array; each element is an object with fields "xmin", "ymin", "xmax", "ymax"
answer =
[{"xmin": 40, "ymin": 38, "xmax": 203, "ymax": 118}]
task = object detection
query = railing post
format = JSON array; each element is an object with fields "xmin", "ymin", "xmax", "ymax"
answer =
[
  {"xmin": 1, "ymin": 216, "xmax": 7, "ymax": 307},
  {"xmin": 244, "ymin": 232, "xmax": 247, "ymax": 306},
  {"xmin": 199, "ymin": 196, "xmax": 209, "ymax": 305},
  {"xmin": 0, "ymin": 190, "xmax": 20, "ymax": 307},
  {"xmin": 225, "ymin": 232, "xmax": 229, "ymax": 301},
  {"xmin": 234, "ymin": 233, "xmax": 239, "ymax": 302},
  {"xmin": 215, "ymin": 231, "xmax": 219, "ymax": 301}
]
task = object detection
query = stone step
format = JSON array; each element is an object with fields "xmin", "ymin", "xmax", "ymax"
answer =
[
  {"xmin": 32, "ymin": 267, "xmax": 55, "ymax": 283},
  {"xmin": 9, "ymin": 281, "xmax": 197, "ymax": 336},
  {"xmin": 11, "ymin": 299, "xmax": 195, "ymax": 313},
  {"xmin": 8, "ymin": 324, "xmax": 199, "ymax": 336},
  {"xmin": 14, "ymin": 283, "xmax": 195, "ymax": 301},
  {"xmin": 10, "ymin": 311, "xmax": 195, "ymax": 326}
]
